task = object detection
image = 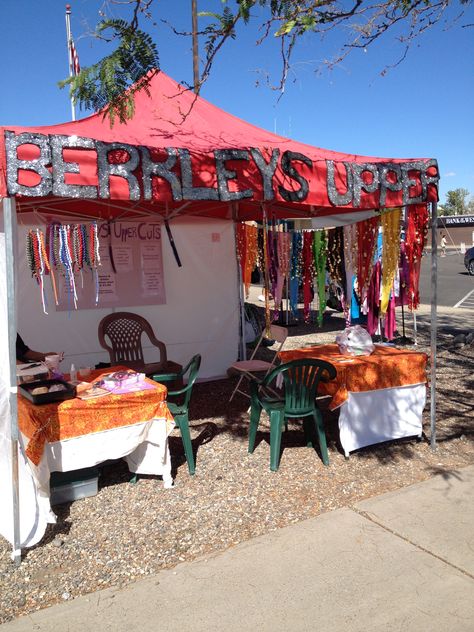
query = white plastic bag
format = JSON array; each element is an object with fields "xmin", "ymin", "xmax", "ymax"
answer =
[{"xmin": 335, "ymin": 325, "xmax": 375, "ymax": 356}]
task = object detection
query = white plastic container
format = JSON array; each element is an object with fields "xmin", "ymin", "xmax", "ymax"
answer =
[{"xmin": 69, "ymin": 363, "xmax": 77, "ymax": 383}]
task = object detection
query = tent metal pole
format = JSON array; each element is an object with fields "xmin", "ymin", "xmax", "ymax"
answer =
[
  {"xmin": 3, "ymin": 197, "xmax": 21, "ymax": 565},
  {"xmin": 233, "ymin": 220, "xmax": 246, "ymax": 361},
  {"xmin": 430, "ymin": 201, "xmax": 438, "ymax": 451},
  {"xmin": 285, "ymin": 269, "xmax": 290, "ymax": 326}
]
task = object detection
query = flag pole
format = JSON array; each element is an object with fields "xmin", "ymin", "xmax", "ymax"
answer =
[
  {"xmin": 65, "ymin": 4, "xmax": 76, "ymax": 121},
  {"xmin": 191, "ymin": 0, "xmax": 199, "ymax": 94}
]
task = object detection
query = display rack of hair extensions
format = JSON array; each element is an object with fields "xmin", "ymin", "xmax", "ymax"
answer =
[
  {"xmin": 26, "ymin": 221, "xmax": 101, "ymax": 314},
  {"xmin": 233, "ymin": 204, "xmax": 429, "ymax": 342}
]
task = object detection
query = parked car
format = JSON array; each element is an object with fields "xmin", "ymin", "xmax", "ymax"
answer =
[{"xmin": 464, "ymin": 246, "xmax": 474, "ymax": 276}]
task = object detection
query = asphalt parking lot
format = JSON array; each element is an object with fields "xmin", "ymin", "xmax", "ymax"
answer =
[{"xmin": 418, "ymin": 251, "xmax": 474, "ymax": 308}]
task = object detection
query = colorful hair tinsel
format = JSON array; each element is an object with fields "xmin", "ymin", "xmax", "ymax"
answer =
[
  {"xmin": 235, "ymin": 222, "xmax": 258, "ymax": 298},
  {"xmin": 32, "ymin": 221, "xmax": 102, "ymax": 310},
  {"xmin": 380, "ymin": 208, "xmax": 402, "ymax": 315},
  {"xmin": 273, "ymin": 230, "xmax": 291, "ymax": 321},
  {"xmin": 357, "ymin": 216, "xmax": 380, "ymax": 295},
  {"xmin": 26, "ymin": 228, "xmax": 58, "ymax": 314},
  {"xmin": 312, "ymin": 230, "xmax": 327, "ymax": 327},
  {"xmin": 405, "ymin": 204, "xmax": 428, "ymax": 310},
  {"xmin": 59, "ymin": 224, "xmax": 78, "ymax": 310},
  {"xmin": 302, "ymin": 231, "xmax": 315, "ymax": 323},
  {"xmin": 289, "ymin": 231, "xmax": 302, "ymax": 318}
]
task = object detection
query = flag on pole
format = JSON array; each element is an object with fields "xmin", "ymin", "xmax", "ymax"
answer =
[
  {"xmin": 65, "ymin": 4, "xmax": 78, "ymax": 120},
  {"xmin": 69, "ymin": 37, "xmax": 80, "ymax": 76}
]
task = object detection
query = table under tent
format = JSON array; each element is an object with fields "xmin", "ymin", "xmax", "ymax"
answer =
[{"xmin": 0, "ymin": 69, "xmax": 440, "ymax": 562}]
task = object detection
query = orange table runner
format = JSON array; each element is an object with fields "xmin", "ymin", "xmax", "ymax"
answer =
[
  {"xmin": 279, "ymin": 344, "xmax": 428, "ymax": 410},
  {"xmin": 18, "ymin": 366, "xmax": 174, "ymax": 466}
]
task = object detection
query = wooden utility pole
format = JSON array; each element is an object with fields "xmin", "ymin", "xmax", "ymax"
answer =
[{"xmin": 191, "ymin": 0, "xmax": 199, "ymax": 93}]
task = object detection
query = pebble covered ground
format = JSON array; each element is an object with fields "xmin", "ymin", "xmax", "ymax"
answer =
[{"xmin": 1, "ymin": 304, "xmax": 473, "ymax": 624}]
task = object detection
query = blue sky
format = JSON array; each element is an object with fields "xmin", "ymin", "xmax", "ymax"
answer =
[{"xmin": 1, "ymin": 0, "xmax": 473, "ymax": 203}]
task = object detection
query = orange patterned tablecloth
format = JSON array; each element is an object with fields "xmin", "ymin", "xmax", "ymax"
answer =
[
  {"xmin": 279, "ymin": 344, "xmax": 428, "ymax": 410},
  {"xmin": 18, "ymin": 366, "xmax": 174, "ymax": 466}
]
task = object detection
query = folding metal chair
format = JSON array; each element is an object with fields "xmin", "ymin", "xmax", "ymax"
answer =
[{"xmin": 228, "ymin": 324, "xmax": 288, "ymax": 402}]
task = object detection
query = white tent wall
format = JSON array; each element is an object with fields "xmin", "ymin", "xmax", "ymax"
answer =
[
  {"xmin": 0, "ymin": 233, "xmax": 50, "ymax": 549},
  {"xmin": 13, "ymin": 215, "xmax": 239, "ymax": 380}
]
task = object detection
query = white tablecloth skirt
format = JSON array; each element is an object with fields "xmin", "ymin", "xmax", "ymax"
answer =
[
  {"xmin": 0, "ymin": 417, "xmax": 174, "ymax": 549},
  {"xmin": 338, "ymin": 384, "xmax": 426, "ymax": 457}
]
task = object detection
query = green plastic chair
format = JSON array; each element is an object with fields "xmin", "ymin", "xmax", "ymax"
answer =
[
  {"xmin": 248, "ymin": 358, "xmax": 336, "ymax": 472},
  {"xmin": 152, "ymin": 354, "xmax": 202, "ymax": 475}
]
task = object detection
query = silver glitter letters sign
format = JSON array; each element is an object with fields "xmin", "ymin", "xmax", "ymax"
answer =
[
  {"xmin": 420, "ymin": 159, "xmax": 440, "ymax": 202},
  {"xmin": 214, "ymin": 149, "xmax": 253, "ymax": 201},
  {"xmin": 250, "ymin": 148, "xmax": 279, "ymax": 200},
  {"xmin": 96, "ymin": 142, "xmax": 141, "ymax": 200},
  {"xmin": 50, "ymin": 134, "xmax": 97, "ymax": 198},
  {"xmin": 178, "ymin": 148, "xmax": 219, "ymax": 200},
  {"xmin": 327, "ymin": 161, "xmax": 353, "ymax": 206},
  {"xmin": 326, "ymin": 159, "xmax": 439, "ymax": 207},
  {"xmin": 278, "ymin": 151, "xmax": 312, "ymax": 202},
  {"xmin": 4, "ymin": 131, "xmax": 439, "ymax": 208},
  {"xmin": 352, "ymin": 163, "xmax": 380, "ymax": 207},
  {"xmin": 141, "ymin": 147, "xmax": 182, "ymax": 201},
  {"xmin": 5, "ymin": 131, "xmax": 52, "ymax": 196},
  {"xmin": 379, "ymin": 164, "xmax": 403, "ymax": 207},
  {"xmin": 400, "ymin": 162, "xmax": 424, "ymax": 205}
]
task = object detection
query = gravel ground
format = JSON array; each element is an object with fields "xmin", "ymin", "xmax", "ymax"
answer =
[{"xmin": 1, "ymin": 301, "xmax": 473, "ymax": 624}]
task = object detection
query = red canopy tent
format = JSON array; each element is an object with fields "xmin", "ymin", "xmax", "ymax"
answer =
[
  {"xmin": 0, "ymin": 70, "xmax": 438, "ymax": 222},
  {"xmin": 0, "ymin": 70, "xmax": 440, "ymax": 562}
]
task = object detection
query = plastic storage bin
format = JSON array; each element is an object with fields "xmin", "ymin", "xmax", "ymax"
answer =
[{"xmin": 50, "ymin": 467, "xmax": 99, "ymax": 505}]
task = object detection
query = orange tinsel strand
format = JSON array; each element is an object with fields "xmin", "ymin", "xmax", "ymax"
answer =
[
  {"xmin": 243, "ymin": 225, "xmax": 258, "ymax": 298},
  {"xmin": 38, "ymin": 230, "xmax": 59, "ymax": 306},
  {"xmin": 357, "ymin": 216, "xmax": 380, "ymax": 293}
]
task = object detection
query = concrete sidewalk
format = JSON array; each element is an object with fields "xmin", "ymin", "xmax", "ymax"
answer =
[{"xmin": 2, "ymin": 465, "xmax": 474, "ymax": 632}]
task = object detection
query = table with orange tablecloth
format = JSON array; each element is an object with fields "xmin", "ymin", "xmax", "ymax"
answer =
[
  {"xmin": 13, "ymin": 367, "xmax": 175, "ymax": 548},
  {"xmin": 279, "ymin": 344, "xmax": 428, "ymax": 457}
]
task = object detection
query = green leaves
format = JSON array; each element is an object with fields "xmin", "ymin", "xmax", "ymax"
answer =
[
  {"xmin": 59, "ymin": 1, "xmax": 472, "ymax": 124},
  {"xmin": 442, "ymin": 188, "xmax": 473, "ymax": 216},
  {"xmin": 275, "ymin": 19, "xmax": 296, "ymax": 36},
  {"xmin": 59, "ymin": 19, "xmax": 159, "ymax": 126}
]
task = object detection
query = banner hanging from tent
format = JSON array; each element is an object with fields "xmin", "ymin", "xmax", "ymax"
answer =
[{"xmin": 3, "ymin": 130, "xmax": 439, "ymax": 211}]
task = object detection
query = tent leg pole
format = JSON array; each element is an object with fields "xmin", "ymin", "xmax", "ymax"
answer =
[
  {"xmin": 233, "ymin": 221, "xmax": 246, "ymax": 361},
  {"xmin": 413, "ymin": 308, "xmax": 418, "ymax": 346},
  {"xmin": 430, "ymin": 202, "xmax": 438, "ymax": 451},
  {"xmin": 285, "ymin": 223, "xmax": 289, "ymax": 326},
  {"xmin": 4, "ymin": 197, "xmax": 21, "ymax": 565}
]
